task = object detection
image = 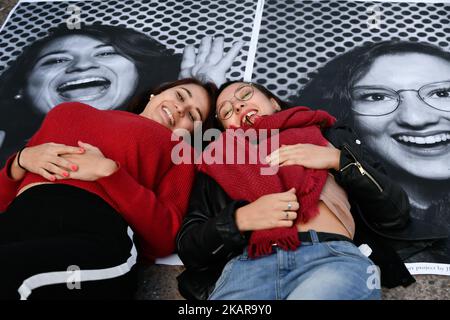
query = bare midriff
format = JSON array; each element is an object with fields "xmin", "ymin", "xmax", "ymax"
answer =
[
  {"xmin": 17, "ymin": 182, "xmax": 53, "ymax": 196},
  {"xmin": 296, "ymin": 200, "xmax": 352, "ymax": 239}
]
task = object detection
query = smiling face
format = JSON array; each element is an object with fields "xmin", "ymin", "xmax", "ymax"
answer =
[
  {"xmin": 216, "ymin": 82, "xmax": 281, "ymax": 129},
  {"xmin": 25, "ymin": 35, "xmax": 139, "ymax": 113},
  {"xmin": 139, "ymin": 83, "xmax": 211, "ymax": 134},
  {"xmin": 352, "ymin": 53, "xmax": 450, "ymax": 180}
]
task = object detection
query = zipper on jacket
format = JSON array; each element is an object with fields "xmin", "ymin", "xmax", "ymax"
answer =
[{"xmin": 340, "ymin": 144, "xmax": 384, "ymax": 193}]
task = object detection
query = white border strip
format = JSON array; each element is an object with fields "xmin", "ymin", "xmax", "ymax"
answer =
[
  {"xmin": 18, "ymin": 227, "xmax": 137, "ymax": 300},
  {"xmin": 243, "ymin": 0, "xmax": 265, "ymax": 82},
  {"xmin": 155, "ymin": 253, "xmax": 183, "ymax": 266},
  {"xmin": 405, "ymin": 263, "xmax": 450, "ymax": 276}
]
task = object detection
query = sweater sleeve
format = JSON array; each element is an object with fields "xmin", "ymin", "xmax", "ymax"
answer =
[
  {"xmin": 0, "ymin": 153, "xmax": 21, "ymax": 212},
  {"xmin": 0, "ymin": 103, "xmax": 70, "ymax": 212},
  {"xmin": 96, "ymin": 161, "xmax": 195, "ymax": 261}
]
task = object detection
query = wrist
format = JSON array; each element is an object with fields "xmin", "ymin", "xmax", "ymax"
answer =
[
  {"xmin": 16, "ymin": 147, "xmax": 27, "ymax": 171},
  {"xmin": 331, "ymin": 149, "xmax": 341, "ymax": 170},
  {"xmin": 235, "ymin": 207, "xmax": 248, "ymax": 232},
  {"xmin": 11, "ymin": 151, "xmax": 27, "ymax": 181},
  {"xmin": 101, "ymin": 158, "xmax": 118, "ymax": 177}
]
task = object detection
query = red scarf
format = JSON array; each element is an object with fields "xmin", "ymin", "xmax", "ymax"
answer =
[{"xmin": 198, "ymin": 107, "xmax": 336, "ymax": 258}]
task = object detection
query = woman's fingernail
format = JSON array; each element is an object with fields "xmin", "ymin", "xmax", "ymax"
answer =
[
  {"xmin": 50, "ymin": 176, "xmax": 56, "ymax": 181},
  {"xmin": 62, "ymin": 171, "xmax": 69, "ymax": 177},
  {"xmin": 71, "ymin": 165, "xmax": 78, "ymax": 171},
  {"xmin": 79, "ymin": 148, "xmax": 85, "ymax": 153}
]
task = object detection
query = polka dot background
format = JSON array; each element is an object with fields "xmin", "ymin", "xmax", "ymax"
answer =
[
  {"xmin": 253, "ymin": 0, "xmax": 450, "ymax": 101},
  {"xmin": 0, "ymin": 0, "xmax": 256, "ymax": 78}
]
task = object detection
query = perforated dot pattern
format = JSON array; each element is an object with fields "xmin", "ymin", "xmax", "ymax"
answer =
[
  {"xmin": 0, "ymin": 0, "xmax": 255, "ymax": 78},
  {"xmin": 253, "ymin": 0, "xmax": 450, "ymax": 100}
]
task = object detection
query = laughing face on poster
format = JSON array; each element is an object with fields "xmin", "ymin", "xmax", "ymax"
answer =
[
  {"xmin": 293, "ymin": 41, "xmax": 450, "ymax": 217},
  {"xmin": 0, "ymin": 24, "xmax": 241, "ymax": 114},
  {"xmin": 0, "ymin": 24, "xmax": 181, "ymax": 114}
]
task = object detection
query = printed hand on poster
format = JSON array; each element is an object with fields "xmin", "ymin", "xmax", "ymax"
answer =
[{"xmin": 179, "ymin": 36, "xmax": 243, "ymax": 87}]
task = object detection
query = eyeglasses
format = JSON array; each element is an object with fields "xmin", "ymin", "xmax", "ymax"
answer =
[
  {"xmin": 350, "ymin": 80, "xmax": 450, "ymax": 116},
  {"xmin": 216, "ymin": 84, "xmax": 254, "ymax": 120}
]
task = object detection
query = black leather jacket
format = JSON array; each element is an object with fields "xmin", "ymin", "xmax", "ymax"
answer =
[{"xmin": 176, "ymin": 123, "xmax": 419, "ymax": 300}]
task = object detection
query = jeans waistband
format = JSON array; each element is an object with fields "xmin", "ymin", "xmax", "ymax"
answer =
[{"xmin": 298, "ymin": 230, "xmax": 353, "ymax": 244}]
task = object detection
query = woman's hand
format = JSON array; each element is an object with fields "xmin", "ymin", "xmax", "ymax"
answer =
[
  {"xmin": 235, "ymin": 188, "xmax": 299, "ymax": 232},
  {"xmin": 265, "ymin": 143, "xmax": 341, "ymax": 170},
  {"xmin": 178, "ymin": 36, "xmax": 243, "ymax": 87},
  {"xmin": 15, "ymin": 142, "xmax": 85, "ymax": 181},
  {"xmin": 61, "ymin": 141, "xmax": 118, "ymax": 181}
]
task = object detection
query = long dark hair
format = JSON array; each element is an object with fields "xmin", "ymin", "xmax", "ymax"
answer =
[
  {"xmin": 127, "ymin": 78, "xmax": 217, "ymax": 134},
  {"xmin": 0, "ymin": 24, "xmax": 181, "ymax": 110},
  {"xmin": 291, "ymin": 41, "xmax": 450, "ymax": 121}
]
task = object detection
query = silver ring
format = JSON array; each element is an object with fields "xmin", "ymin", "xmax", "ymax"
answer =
[{"xmin": 287, "ymin": 202, "xmax": 292, "ymax": 211}]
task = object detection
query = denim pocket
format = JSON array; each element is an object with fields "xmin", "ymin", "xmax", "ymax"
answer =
[{"xmin": 324, "ymin": 241, "xmax": 371, "ymax": 262}]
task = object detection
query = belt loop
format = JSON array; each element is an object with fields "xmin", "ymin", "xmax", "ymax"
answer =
[{"xmin": 309, "ymin": 230, "xmax": 320, "ymax": 244}]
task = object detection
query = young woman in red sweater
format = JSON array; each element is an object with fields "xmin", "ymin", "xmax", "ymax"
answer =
[{"xmin": 0, "ymin": 78, "xmax": 215, "ymax": 299}]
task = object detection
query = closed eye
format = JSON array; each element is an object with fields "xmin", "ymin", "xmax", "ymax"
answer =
[{"xmin": 176, "ymin": 91, "xmax": 185, "ymax": 102}]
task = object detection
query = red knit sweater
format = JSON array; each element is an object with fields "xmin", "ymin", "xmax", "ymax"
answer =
[{"xmin": 0, "ymin": 102, "xmax": 195, "ymax": 262}]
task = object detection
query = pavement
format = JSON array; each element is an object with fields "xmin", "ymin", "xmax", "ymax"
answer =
[{"xmin": 1, "ymin": 0, "xmax": 449, "ymax": 300}]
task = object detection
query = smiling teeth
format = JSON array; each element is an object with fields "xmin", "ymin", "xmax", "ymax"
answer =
[
  {"xmin": 162, "ymin": 107, "xmax": 175, "ymax": 126},
  {"xmin": 397, "ymin": 133, "xmax": 450, "ymax": 144},
  {"xmin": 242, "ymin": 111, "xmax": 257, "ymax": 125},
  {"xmin": 59, "ymin": 77, "xmax": 107, "ymax": 89}
]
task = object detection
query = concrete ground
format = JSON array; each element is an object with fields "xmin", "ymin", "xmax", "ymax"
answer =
[
  {"xmin": 134, "ymin": 264, "xmax": 449, "ymax": 300},
  {"xmin": 1, "ymin": 0, "xmax": 449, "ymax": 300}
]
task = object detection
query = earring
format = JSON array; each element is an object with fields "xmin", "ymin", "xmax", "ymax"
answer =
[
  {"xmin": 14, "ymin": 92, "xmax": 23, "ymax": 100},
  {"xmin": 149, "ymin": 94, "xmax": 154, "ymax": 100}
]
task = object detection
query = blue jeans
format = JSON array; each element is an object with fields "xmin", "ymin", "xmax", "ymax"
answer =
[{"xmin": 209, "ymin": 230, "xmax": 381, "ymax": 300}]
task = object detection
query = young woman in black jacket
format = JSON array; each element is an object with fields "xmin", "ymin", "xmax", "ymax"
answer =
[{"xmin": 176, "ymin": 81, "xmax": 447, "ymax": 300}]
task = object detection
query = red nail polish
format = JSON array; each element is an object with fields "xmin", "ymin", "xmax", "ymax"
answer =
[
  {"xmin": 50, "ymin": 176, "xmax": 56, "ymax": 181},
  {"xmin": 79, "ymin": 148, "xmax": 85, "ymax": 153},
  {"xmin": 62, "ymin": 172, "xmax": 69, "ymax": 177},
  {"xmin": 71, "ymin": 165, "xmax": 78, "ymax": 171}
]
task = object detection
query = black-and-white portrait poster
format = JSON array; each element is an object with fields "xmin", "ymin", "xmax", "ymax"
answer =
[
  {"xmin": 1, "ymin": 0, "xmax": 450, "ymax": 275},
  {"xmin": 251, "ymin": 0, "xmax": 450, "ymax": 276}
]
